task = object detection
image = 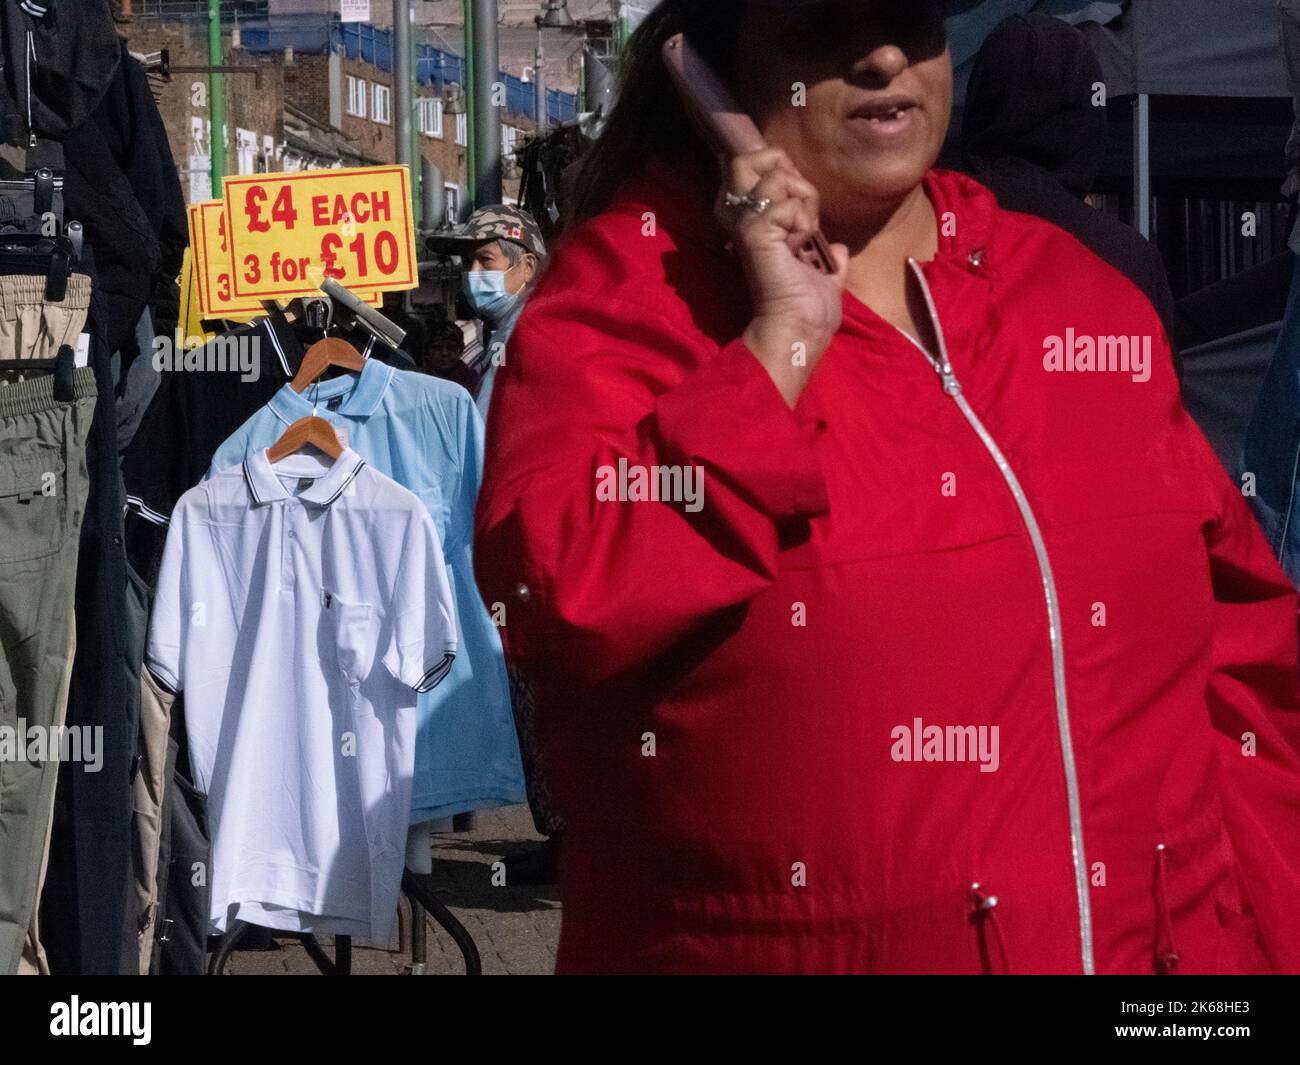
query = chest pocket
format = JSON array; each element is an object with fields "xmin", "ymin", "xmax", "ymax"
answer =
[
  {"xmin": 0, "ymin": 449, "xmax": 65, "ymax": 564},
  {"xmin": 325, "ymin": 595, "xmax": 378, "ymax": 684}
]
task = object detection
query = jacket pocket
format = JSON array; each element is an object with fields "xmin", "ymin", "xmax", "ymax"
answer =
[{"xmin": 0, "ymin": 448, "xmax": 65, "ymax": 564}]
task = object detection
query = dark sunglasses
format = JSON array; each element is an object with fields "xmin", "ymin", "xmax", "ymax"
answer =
[{"xmin": 754, "ymin": 1, "xmax": 949, "ymax": 56}]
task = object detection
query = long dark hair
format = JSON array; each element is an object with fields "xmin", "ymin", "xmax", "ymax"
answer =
[{"xmin": 565, "ymin": 0, "xmax": 745, "ymax": 228}]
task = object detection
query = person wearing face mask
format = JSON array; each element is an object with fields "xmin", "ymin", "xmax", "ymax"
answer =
[
  {"xmin": 473, "ymin": 0, "xmax": 1300, "ymax": 974},
  {"xmin": 428, "ymin": 206, "xmax": 548, "ymax": 420},
  {"xmin": 428, "ymin": 205, "xmax": 564, "ymax": 881}
]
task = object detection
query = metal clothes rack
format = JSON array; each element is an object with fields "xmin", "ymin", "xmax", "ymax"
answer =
[{"xmin": 206, "ymin": 874, "xmax": 482, "ymax": 976}]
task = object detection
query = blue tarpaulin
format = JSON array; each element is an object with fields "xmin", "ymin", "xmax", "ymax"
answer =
[{"xmin": 238, "ymin": 16, "xmax": 577, "ymax": 125}]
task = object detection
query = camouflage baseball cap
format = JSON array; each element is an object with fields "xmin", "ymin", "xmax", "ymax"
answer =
[{"xmin": 426, "ymin": 205, "xmax": 547, "ymax": 260}]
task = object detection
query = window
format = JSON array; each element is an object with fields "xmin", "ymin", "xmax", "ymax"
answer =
[
  {"xmin": 372, "ymin": 83, "xmax": 391, "ymax": 125},
  {"xmin": 501, "ymin": 124, "xmax": 519, "ymax": 156},
  {"xmin": 455, "ymin": 112, "xmax": 468, "ymax": 146},
  {"xmin": 237, "ymin": 128, "xmax": 258, "ymax": 175},
  {"xmin": 190, "ymin": 114, "xmax": 210, "ymax": 157},
  {"xmin": 419, "ymin": 97, "xmax": 443, "ymax": 138},
  {"xmin": 346, "ymin": 75, "xmax": 367, "ymax": 118},
  {"xmin": 188, "ymin": 116, "xmax": 211, "ymax": 202}
]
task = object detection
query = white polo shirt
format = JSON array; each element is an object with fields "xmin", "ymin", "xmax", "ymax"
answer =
[{"xmin": 146, "ymin": 446, "xmax": 457, "ymax": 943}]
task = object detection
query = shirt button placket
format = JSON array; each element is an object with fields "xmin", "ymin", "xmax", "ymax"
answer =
[{"xmin": 284, "ymin": 509, "xmax": 297, "ymax": 592}]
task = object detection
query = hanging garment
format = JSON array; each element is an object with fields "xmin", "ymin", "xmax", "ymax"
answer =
[
  {"xmin": 0, "ymin": 169, "xmax": 63, "ymax": 235},
  {"xmin": 121, "ymin": 318, "xmax": 419, "ymax": 967},
  {"xmin": 92, "ymin": 42, "xmax": 186, "ymax": 325},
  {"xmin": 39, "ymin": 268, "xmax": 137, "ymax": 975},
  {"xmin": 0, "ymin": 273, "xmax": 88, "ymax": 359},
  {"xmin": 130, "ymin": 581, "xmax": 170, "ymax": 974},
  {"xmin": 0, "ymin": 359, "xmax": 96, "ymax": 975},
  {"xmin": 207, "ymin": 360, "xmax": 525, "ymax": 824},
  {"xmin": 474, "ymin": 157, "xmax": 1300, "ymax": 975},
  {"xmin": 0, "ymin": 0, "xmax": 120, "ymax": 148},
  {"xmin": 58, "ymin": 39, "xmax": 183, "ymax": 357},
  {"xmin": 122, "ymin": 317, "xmax": 417, "ymax": 538},
  {"xmin": 148, "ymin": 704, "xmax": 208, "ymax": 976},
  {"xmin": 146, "ymin": 447, "xmax": 457, "ymax": 942}
]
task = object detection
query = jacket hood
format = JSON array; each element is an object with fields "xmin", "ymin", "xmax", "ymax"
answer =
[
  {"xmin": 960, "ymin": 13, "xmax": 1106, "ymax": 199},
  {"xmin": 0, "ymin": 0, "xmax": 121, "ymax": 142}
]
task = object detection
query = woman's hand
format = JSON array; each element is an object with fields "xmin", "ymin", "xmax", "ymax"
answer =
[{"xmin": 715, "ymin": 147, "xmax": 849, "ymax": 407}]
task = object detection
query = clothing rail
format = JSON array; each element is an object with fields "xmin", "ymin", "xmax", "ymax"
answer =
[{"xmin": 206, "ymin": 873, "xmax": 480, "ymax": 975}]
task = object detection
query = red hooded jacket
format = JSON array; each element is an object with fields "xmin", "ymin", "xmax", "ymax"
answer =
[{"xmin": 474, "ymin": 158, "xmax": 1300, "ymax": 974}]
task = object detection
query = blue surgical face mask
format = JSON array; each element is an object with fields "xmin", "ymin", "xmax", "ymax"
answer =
[{"xmin": 463, "ymin": 264, "xmax": 522, "ymax": 323}]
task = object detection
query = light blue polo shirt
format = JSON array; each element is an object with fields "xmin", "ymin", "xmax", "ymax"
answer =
[{"xmin": 207, "ymin": 359, "xmax": 526, "ymax": 823}]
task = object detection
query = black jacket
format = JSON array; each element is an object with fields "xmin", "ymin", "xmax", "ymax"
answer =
[
  {"xmin": 62, "ymin": 40, "xmax": 188, "ymax": 355},
  {"xmin": 961, "ymin": 13, "xmax": 1178, "ymax": 349}
]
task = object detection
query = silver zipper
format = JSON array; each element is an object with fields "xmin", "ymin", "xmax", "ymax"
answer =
[{"xmin": 897, "ymin": 257, "xmax": 1095, "ymax": 975}]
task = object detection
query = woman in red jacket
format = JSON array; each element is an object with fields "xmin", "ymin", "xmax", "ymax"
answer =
[{"xmin": 474, "ymin": 0, "xmax": 1300, "ymax": 973}]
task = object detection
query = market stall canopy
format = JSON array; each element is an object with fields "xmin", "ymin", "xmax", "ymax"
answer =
[
  {"xmin": 947, "ymin": 0, "xmax": 1287, "ymax": 102},
  {"xmin": 946, "ymin": 1, "xmax": 1125, "ymax": 103},
  {"xmin": 944, "ymin": 0, "xmax": 1294, "ymax": 196},
  {"xmin": 1077, "ymin": 0, "xmax": 1289, "ymax": 99}
]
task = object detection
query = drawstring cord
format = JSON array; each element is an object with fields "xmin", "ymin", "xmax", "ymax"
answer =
[
  {"xmin": 1153, "ymin": 843, "xmax": 1181, "ymax": 974},
  {"xmin": 25, "ymin": 31, "xmax": 36, "ymax": 147},
  {"xmin": 969, "ymin": 882, "xmax": 1009, "ymax": 974},
  {"xmin": 967, "ymin": 846, "xmax": 1182, "ymax": 975}
]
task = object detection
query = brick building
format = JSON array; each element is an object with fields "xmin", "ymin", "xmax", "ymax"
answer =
[
  {"xmin": 121, "ymin": 4, "xmax": 586, "ymax": 223},
  {"xmin": 125, "ymin": 16, "xmax": 288, "ymax": 203}
]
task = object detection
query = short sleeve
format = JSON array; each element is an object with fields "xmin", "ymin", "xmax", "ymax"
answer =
[
  {"xmin": 145, "ymin": 493, "xmax": 190, "ymax": 693},
  {"xmin": 383, "ymin": 504, "xmax": 458, "ymax": 693}
]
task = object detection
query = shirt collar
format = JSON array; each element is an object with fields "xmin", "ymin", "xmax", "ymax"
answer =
[
  {"xmin": 267, "ymin": 356, "xmax": 394, "ymax": 426},
  {"xmin": 243, "ymin": 446, "xmax": 366, "ymax": 507}
]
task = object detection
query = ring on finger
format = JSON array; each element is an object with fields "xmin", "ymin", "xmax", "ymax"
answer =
[
  {"xmin": 742, "ymin": 182, "xmax": 774, "ymax": 215},
  {"xmin": 723, "ymin": 189, "xmax": 773, "ymax": 215}
]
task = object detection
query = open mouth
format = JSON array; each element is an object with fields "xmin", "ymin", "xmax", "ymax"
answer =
[{"xmin": 848, "ymin": 97, "xmax": 921, "ymax": 135}]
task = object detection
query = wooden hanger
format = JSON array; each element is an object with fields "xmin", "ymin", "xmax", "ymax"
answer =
[
  {"xmin": 271, "ymin": 311, "xmax": 361, "ymax": 463},
  {"xmin": 289, "ymin": 335, "xmax": 365, "ymax": 394},
  {"xmin": 267, "ymin": 415, "xmax": 344, "ymax": 464}
]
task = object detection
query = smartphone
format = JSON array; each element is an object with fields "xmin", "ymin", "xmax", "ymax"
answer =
[{"xmin": 661, "ymin": 32, "xmax": 837, "ymax": 275}]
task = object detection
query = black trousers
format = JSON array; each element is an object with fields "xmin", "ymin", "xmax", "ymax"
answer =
[{"xmin": 40, "ymin": 277, "xmax": 139, "ymax": 974}]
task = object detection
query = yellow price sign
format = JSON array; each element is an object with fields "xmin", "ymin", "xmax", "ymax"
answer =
[
  {"xmin": 177, "ymin": 247, "xmax": 213, "ymax": 346},
  {"xmin": 222, "ymin": 165, "xmax": 417, "ymax": 300},
  {"xmin": 191, "ymin": 199, "xmax": 382, "ymax": 317},
  {"xmin": 190, "ymin": 201, "xmax": 267, "ymax": 318}
]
